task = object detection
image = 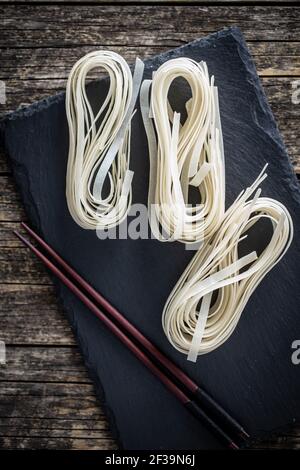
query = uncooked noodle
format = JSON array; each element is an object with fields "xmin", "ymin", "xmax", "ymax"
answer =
[
  {"xmin": 162, "ymin": 166, "xmax": 294, "ymax": 359},
  {"xmin": 140, "ymin": 58, "xmax": 225, "ymax": 244},
  {"xmin": 65, "ymin": 51, "xmax": 144, "ymax": 230}
]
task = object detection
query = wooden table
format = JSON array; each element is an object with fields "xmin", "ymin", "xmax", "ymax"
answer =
[{"xmin": 0, "ymin": 1, "xmax": 299, "ymax": 450}]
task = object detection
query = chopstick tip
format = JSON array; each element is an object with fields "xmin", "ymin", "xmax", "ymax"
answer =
[
  {"xmin": 229, "ymin": 441, "xmax": 239, "ymax": 450},
  {"xmin": 21, "ymin": 221, "xmax": 29, "ymax": 230},
  {"xmin": 240, "ymin": 430, "xmax": 250, "ymax": 440}
]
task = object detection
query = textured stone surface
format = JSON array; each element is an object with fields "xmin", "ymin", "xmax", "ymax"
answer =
[{"xmin": 1, "ymin": 28, "xmax": 300, "ymax": 449}]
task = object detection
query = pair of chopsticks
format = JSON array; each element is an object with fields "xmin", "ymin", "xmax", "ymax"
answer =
[{"xmin": 14, "ymin": 222, "xmax": 250, "ymax": 449}]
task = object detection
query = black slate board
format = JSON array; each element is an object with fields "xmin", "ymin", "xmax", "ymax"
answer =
[{"xmin": 1, "ymin": 28, "xmax": 300, "ymax": 450}]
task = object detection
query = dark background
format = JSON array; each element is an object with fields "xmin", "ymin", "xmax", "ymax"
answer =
[{"xmin": 0, "ymin": 0, "xmax": 299, "ymax": 450}]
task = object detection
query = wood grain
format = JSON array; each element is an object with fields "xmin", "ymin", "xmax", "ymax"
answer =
[
  {"xmin": 0, "ymin": 284, "xmax": 75, "ymax": 344},
  {"xmin": 0, "ymin": 346, "xmax": 88, "ymax": 380},
  {"xmin": 1, "ymin": 5, "xmax": 299, "ymax": 46},
  {"xmin": 2, "ymin": 1, "xmax": 296, "ymax": 4},
  {"xmin": 0, "ymin": 2, "xmax": 299, "ymax": 451},
  {"xmin": 0, "ymin": 436, "xmax": 116, "ymax": 450},
  {"xmin": 1, "ymin": 42, "xmax": 299, "ymax": 79},
  {"xmin": 1, "ymin": 5, "xmax": 299, "ymax": 171},
  {"xmin": 0, "ymin": 382, "xmax": 116, "ymax": 449}
]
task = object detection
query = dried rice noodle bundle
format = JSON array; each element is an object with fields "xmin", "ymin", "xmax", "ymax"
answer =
[
  {"xmin": 140, "ymin": 58, "xmax": 225, "ymax": 244},
  {"xmin": 162, "ymin": 166, "xmax": 294, "ymax": 359},
  {"xmin": 66, "ymin": 51, "xmax": 144, "ymax": 230}
]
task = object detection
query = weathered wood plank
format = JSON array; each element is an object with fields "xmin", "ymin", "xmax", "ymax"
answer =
[
  {"xmin": 253, "ymin": 432, "xmax": 300, "ymax": 450},
  {"xmin": 0, "ymin": 149, "xmax": 11, "ymax": 174},
  {"xmin": 0, "ymin": 414, "xmax": 298, "ymax": 445},
  {"xmin": 0, "ymin": 436, "xmax": 116, "ymax": 450},
  {"xmin": 0, "ymin": 246, "xmax": 50, "ymax": 283},
  {"xmin": 0, "ymin": 284, "xmax": 75, "ymax": 344},
  {"xmin": 0, "ymin": 346, "xmax": 89, "ymax": 382},
  {"xmin": 0, "ymin": 381, "xmax": 298, "ymax": 449},
  {"xmin": 0, "ymin": 430, "xmax": 297, "ymax": 450},
  {"xmin": 1, "ymin": 8, "xmax": 299, "ymax": 173},
  {"xmin": 0, "ymin": 417, "xmax": 109, "ymax": 437},
  {"xmin": 0, "ymin": 176, "xmax": 25, "ymax": 221},
  {"xmin": 1, "ymin": 1, "xmax": 294, "ymax": 4},
  {"xmin": 0, "ymin": 5, "xmax": 299, "ymax": 47},
  {"xmin": 0, "ymin": 222, "xmax": 26, "ymax": 247},
  {"xmin": 0, "ymin": 382, "xmax": 104, "ymax": 417},
  {"xmin": 1, "ymin": 42, "xmax": 299, "ymax": 79},
  {"xmin": 0, "ymin": 381, "xmax": 116, "ymax": 449}
]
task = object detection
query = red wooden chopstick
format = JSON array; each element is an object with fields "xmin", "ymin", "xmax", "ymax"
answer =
[
  {"xmin": 14, "ymin": 223, "xmax": 245, "ymax": 449},
  {"xmin": 19, "ymin": 222, "xmax": 249, "ymax": 442}
]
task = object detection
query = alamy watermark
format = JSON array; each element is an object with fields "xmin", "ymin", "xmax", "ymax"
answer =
[
  {"xmin": 0, "ymin": 341, "xmax": 6, "ymax": 365},
  {"xmin": 96, "ymin": 203, "xmax": 204, "ymax": 251},
  {"xmin": 291, "ymin": 80, "xmax": 300, "ymax": 105},
  {"xmin": 0, "ymin": 80, "xmax": 6, "ymax": 105},
  {"xmin": 291, "ymin": 340, "xmax": 300, "ymax": 365}
]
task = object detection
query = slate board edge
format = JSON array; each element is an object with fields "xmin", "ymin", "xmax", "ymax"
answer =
[{"xmin": 1, "ymin": 26, "xmax": 299, "ymax": 449}]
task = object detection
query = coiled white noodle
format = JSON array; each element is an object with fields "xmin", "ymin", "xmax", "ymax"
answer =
[
  {"xmin": 162, "ymin": 166, "xmax": 294, "ymax": 359},
  {"xmin": 140, "ymin": 58, "xmax": 225, "ymax": 244},
  {"xmin": 66, "ymin": 51, "xmax": 144, "ymax": 230}
]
